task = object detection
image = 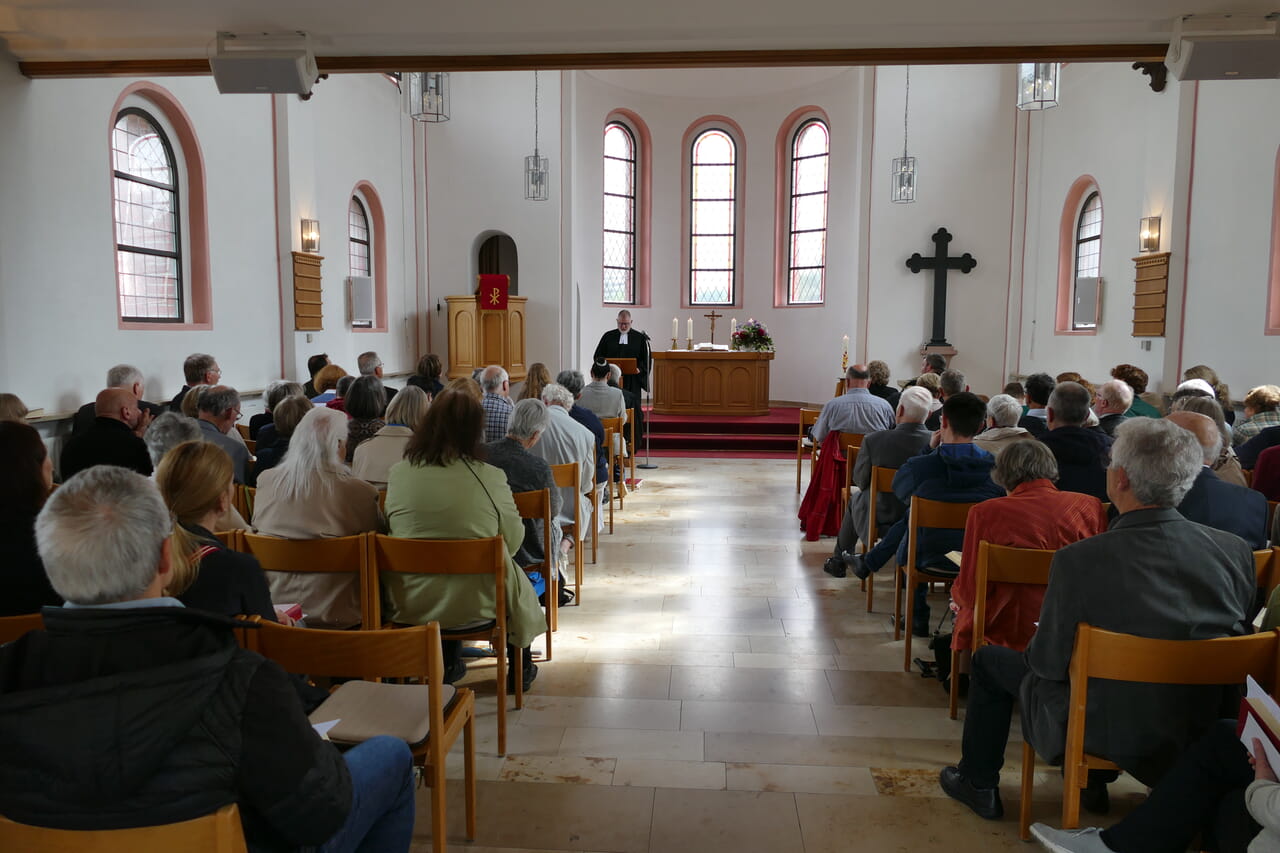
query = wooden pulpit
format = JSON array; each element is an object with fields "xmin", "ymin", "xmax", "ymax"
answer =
[
  {"xmin": 446, "ymin": 293, "xmax": 527, "ymax": 381},
  {"xmin": 606, "ymin": 358, "xmax": 639, "ymax": 379}
]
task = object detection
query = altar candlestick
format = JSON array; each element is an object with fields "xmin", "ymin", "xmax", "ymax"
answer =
[
  {"xmin": 731, "ymin": 317, "xmax": 737, "ymax": 336},
  {"xmin": 842, "ymin": 335, "xmax": 849, "ymax": 371},
  {"xmin": 672, "ymin": 317, "xmax": 678, "ymax": 339},
  {"xmin": 687, "ymin": 317, "xmax": 693, "ymax": 341}
]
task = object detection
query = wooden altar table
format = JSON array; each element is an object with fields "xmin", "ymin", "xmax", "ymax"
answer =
[{"xmin": 651, "ymin": 350, "xmax": 774, "ymax": 416}]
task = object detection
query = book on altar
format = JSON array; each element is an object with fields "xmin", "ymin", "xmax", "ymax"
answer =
[
  {"xmin": 1238, "ymin": 675, "xmax": 1280, "ymax": 771},
  {"xmin": 694, "ymin": 343, "xmax": 730, "ymax": 351}
]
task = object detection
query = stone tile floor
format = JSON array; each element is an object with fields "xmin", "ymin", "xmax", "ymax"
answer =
[{"xmin": 410, "ymin": 457, "xmax": 1144, "ymax": 852}]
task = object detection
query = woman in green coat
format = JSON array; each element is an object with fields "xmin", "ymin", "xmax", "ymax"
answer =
[{"xmin": 384, "ymin": 390, "xmax": 545, "ymax": 689}]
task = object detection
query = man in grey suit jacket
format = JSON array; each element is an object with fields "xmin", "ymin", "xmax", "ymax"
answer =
[
  {"xmin": 939, "ymin": 417, "xmax": 1255, "ymax": 821},
  {"xmin": 824, "ymin": 386, "xmax": 934, "ymax": 577}
]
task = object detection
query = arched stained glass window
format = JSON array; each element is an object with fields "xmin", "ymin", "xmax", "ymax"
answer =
[
  {"xmin": 603, "ymin": 121, "xmax": 636, "ymax": 304},
  {"xmin": 689, "ymin": 129, "xmax": 737, "ymax": 306},
  {"xmin": 112, "ymin": 108, "xmax": 182, "ymax": 321},
  {"xmin": 349, "ymin": 196, "xmax": 371, "ymax": 278},
  {"xmin": 1072, "ymin": 191, "xmax": 1102, "ymax": 329},
  {"xmin": 787, "ymin": 119, "xmax": 829, "ymax": 305}
]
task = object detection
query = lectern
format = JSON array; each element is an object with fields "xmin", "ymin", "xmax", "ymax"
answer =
[
  {"xmin": 605, "ymin": 358, "xmax": 638, "ymax": 380},
  {"xmin": 446, "ymin": 295, "xmax": 528, "ymax": 381}
]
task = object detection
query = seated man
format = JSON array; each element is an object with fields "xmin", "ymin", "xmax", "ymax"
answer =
[
  {"xmin": 169, "ymin": 352, "xmax": 220, "ymax": 413},
  {"xmin": 479, "ymin": 365, "xmax": 515, "ymax": 443},
  {"xmin": 925, "ymin": 369, "xmax": 967, "ymax": 431},
  {"xmin": 823, "ymin": 386, "xmax": 933, "ymax": 577},
  {"xmin": 0, "ymin": 466, "xmax": 414, "ymax": 852},
  {"xmin": 939, "ymin": 418, "xmax": 1255, "ymax": 821},
  {"xmin": 531, "ymin": 383, "xmax": 596, "ymax": 551},
  {"xmin": 60, "ymin": 387, "xmax": 154, "ymax": 480},
  {"xmin": 1166, "ymin": 411, "xmax": 1268, "ymax": 548},
  {"xmin": 1111, "ymin": 363, "xmax": 1161, "ymax": 419},
  {"xmin": 1092, "ymin": 379, "xmax": 1133, "ymax": 437},
  {"xmin": 71, "ymin": 364, "xmax": 162, "ymax": 438},
  {"xmin": 810, "ymin": 363, "xmax": 896, "ymax": 445},
  {"xmin": 847, "ymin": 392, "xmax": 1004, "ymax": 635},
  {"xmin": 196, "ymin": 385, "xmax": 252, "ymax": 484},
  {"xmin": 1018, "ymin": 372, "xmax": 1055, "ymax": 438},
  {"xmin": 1039, "ymin": 381, "xmax": 1114, "ymax": 501},
  {"xmin": 557, "ymin": 369, "xmax": 609, "ymax": 489}
]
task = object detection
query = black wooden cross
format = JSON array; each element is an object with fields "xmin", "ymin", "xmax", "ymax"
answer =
[{"xmin": 905, "ymin": 227, "xmax": 977, "ymax": 347}]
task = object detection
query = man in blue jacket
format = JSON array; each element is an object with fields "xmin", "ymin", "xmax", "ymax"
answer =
[{"xmin": 849, "ymin": 392, "xmax": 1004, "ymax": 635}]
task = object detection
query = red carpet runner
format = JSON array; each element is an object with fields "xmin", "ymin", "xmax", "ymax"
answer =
[{"xmin": 644, "ymin": 407, "xmax": 798, "ymax": 458}]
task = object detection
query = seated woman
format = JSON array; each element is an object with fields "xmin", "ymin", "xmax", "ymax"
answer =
[
  {"xmin": 309, "ymin": 364, "xmax": 347, "ymax": 405},
  {"xmin": 250, "ymin": 395, "xmax": 312, "ymax": 486},
  {"xmin": 0, "ymin": 421, "xmax": 60, "ymax": 614},
  {"xmin": 145, "ymin": 411, "xmax": 250, "ymax": 531},
  {"xmin": 253, "ymin": 406, "xmax": 383, "ymax": 628},
  {"xmin": 1171, "ymin": 395, "xmax": 1247, "ymax": 487},
  {"xmin": 155, "ymin": 440, "xmax": 278, "ymax": 621},
  {"xmin": 384, "ymin": 391, "xmax": 544, "ymax": 689},
  {"xmin": 327, "ymin": 374, "xmax": 355, "ymax": 413},
  {"xmin": 406, "ymin": 352, "xmax": 444, "ymax": 399},
  {"xmin": 250, "ymin": 380, "xmax": 304, "ymax": 444},
  {"xmin": 179, "ymin": 383, "xmax": 211, "ymax": 419},
  {"xmin": 951, "ymin": 440, "xmax": 1108, "ymax": 656},
  {"xmin": 352, "ymin": 385, "xmax": 430, "ymax": 488},
  {"xmin": 344, "ymin": 375, "xmax": 387, "ymax": 463},
  {"xmin": 517, "ymin": 362, "xmax": 551, "ymax": 403}
]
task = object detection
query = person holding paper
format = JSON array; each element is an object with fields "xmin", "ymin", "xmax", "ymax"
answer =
[{"xmin": 593, "ymin": 309, "xmax": 650, "ymax": 397}]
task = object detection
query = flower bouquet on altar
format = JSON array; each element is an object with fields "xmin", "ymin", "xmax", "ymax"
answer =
[{"xmin": 731, "ymin": 319, "xmax": 774, "ymax": 352}]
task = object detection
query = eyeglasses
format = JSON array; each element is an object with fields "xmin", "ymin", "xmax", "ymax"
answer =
[{"xmin": 232, "ymin": 408, "xmax": 243, "ymax": 421}]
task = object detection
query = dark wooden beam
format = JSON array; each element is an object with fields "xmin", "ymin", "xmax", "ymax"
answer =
[{"xmin": 19, "ymin": 43, "xmax": 1170, "ymax": 78}]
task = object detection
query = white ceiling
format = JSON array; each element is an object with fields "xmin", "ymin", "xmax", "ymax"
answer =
[{"xmin": 0, "ymin": 0, "xmax": 1271, "ymax": 63}]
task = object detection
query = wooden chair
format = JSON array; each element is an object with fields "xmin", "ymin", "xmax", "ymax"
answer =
[
  {"xmin": 368, "ymin": 534, "xmax": 517, "ymax": 755},
  {"xmin": 232, "ymin": 485, "xmax": 255, "ymax": 524},
  {"xmin": 513, "ymin": 488, "xmax": 556, "ymax": 657},
  {"xmin": 625, "ymin": 406, "xmax": 637, "ymax": 483},
  {"xmin": 240, "ymin": 533, "xmax": 376, "ymax": 629},
  {"xmin": 550, "ymin": 462, "xmax": 584, "ymax": 603},
  {"xmin": 837, "ymin": 433, "xmax": 864, "ymax": 523},
  {"xmin": 213, "ymin": 530, "xmax": 243, "ymax": 550},
  {"xmin": 243, "ymin": 619, "xmax": 476, "ymax": 853},
  {"xmin": 1018, "ymin": 625, "xmax": 1280, "ymax": 840},
  {"xmin": 796, "ymin": 407, "xmax": 822, "ymax": 493},
  {"xmin": 1256, "ymin": 548, "xmax": 1279, "ymax": 594},
  {"xmin": 949, "ymin": 542, "xmax": 1056, "ymax": 719},
  {"xmin": 0, "ymin": 803, "xmax": 248, "ymax": 853},
  {"xmin": 895, "ymin": 496, "xmax": 976, "ymax": 671},
  {"xmin": 0, "ymin": 612, "xmax": 43, "ymax": 645},
  {"xmin": 590, "ymin": 451, "xmax": 601, "ymax": 565},
  {"xmin": 599, "ymin": 415, "xmax": 626, "ymax": 519},
  {"xmin": 862, "ymin": 466, "xmax": 898, "ymax": 613},
  {"xmin": 235, "ymin": 423, "xmax": 251, "ymax": 441}
]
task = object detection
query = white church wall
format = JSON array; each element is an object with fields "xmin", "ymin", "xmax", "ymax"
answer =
[
  {"xmin": 568, "ymin": 68, "xmax": 864, "ymax": 405},
  {"xmin": 1179, "ymin": 79, "xmax": 1280, "ymax": 397},
  {"xmin": 0, "ymin": 67, "xmax": 278, "ymax": 413},
  {"xmin": 1018, "ymin": 62, "xmax": 1177, "ymax": 390},
  {"xmin": 423, "ymin": 71, "xmax": 564, "ymax": 375},
  {"xmin": 866, "ymin": 65, "xmax": 1016, "ymax": 396}
]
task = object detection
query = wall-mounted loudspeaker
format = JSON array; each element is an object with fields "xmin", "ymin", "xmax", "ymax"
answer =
[
  {"xmin": 209, "ymin": 32, "xmax": 319, "ymax": 95},
  {"xmin": 1166, "ymin": 15, "xmax": 1280, "ymax": 81}
]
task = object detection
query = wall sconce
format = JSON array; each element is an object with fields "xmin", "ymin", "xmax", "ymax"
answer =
[
  {"xmin": 300, "ymin": 218, "xmax": 320, "ymax": 253},
  {"xmin": 1139, "ymin": 216, "xmax": 1161, "ymax": 253}
]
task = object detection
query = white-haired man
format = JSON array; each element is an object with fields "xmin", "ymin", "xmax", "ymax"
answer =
[
  {"xmin": 196, "ymin": 385, "xmax": 252, "ymax": 484},
  {"xmin": 824, "ymin": 386, "xmax": 934, "ymax": 577},
  {"xmin": 0, "ymin": 466, "xmax": 415, "ymax": 851},
  {"xmin": 973, "ymin": 394, "xmax": 1033, "ymax": 458},
  {"xmin": 357, "ymin": 350, "xmax": 396, "ymax": 409},
  {"xmin": 530, "ymin": 383, "xmax": 596, "ymax": 547},
  {"xmin": 940, "ymin": 418, "xmax": 1255, "ymax": 822},
  {"xmin": 1093, "ymin": 379, "xmax": 1134, "ymax": 437},
  {"xmin": 480, "ymin": 365, "xmax": 514, "ymax": 443},
  {"xmin": 71, "ymin": 364, "xmax": 162, "ymax": 438}
]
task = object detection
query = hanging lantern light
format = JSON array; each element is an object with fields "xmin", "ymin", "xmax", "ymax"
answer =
[
  {"xmin": 524, "ymin": 70, "xmax": 549, "ymax": 201},
  {"xmin": 404, "ymin": 72, "xmax": 449, "ymax": 123},
  {"xmin": 1017, "ymin": 63, "xmax": 1060, "ymax": 111},
  {"xmin": 890, "ymin": 66, "xmax": 917, "ymax": 204}
]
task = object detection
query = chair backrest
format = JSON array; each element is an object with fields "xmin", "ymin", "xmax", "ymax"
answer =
[
  {"xmin": 1070, "ymin": 624, "xmax": 1280, "ymax": 691},
  {"xmin": 242, "ymin": 616, "xmax": 444, "ymax": 684},
  {"xmin": 866, "ymin": 465, "xmax": 898, "ymax": 536},
  {"xmin": 0, "ymin": 803, "xmax": 248, "ymax": 853},
  {"xmin": 599, "ymin": 416, "xmax": 623, "ymax": 436},
  {"xmin": 368, "ymin": 535, "xmax": 506, "ymax": 628},
  {"xmin": 512, "ymin": 488, "xmax": 553, "ymax": 573},
  {"xmin": 1256, "ymin": 549, "xmax": 1278, "ymax": 592},
  {"xmin": 235, "ymin": 424, "xmax": 251, "ymax": 440},
  {"xmin": 906, "ymin": 495, "xmax": 978, "ymax": 575},
  {"xmin": 973, "ymin": 542, "xmax": 1056, "ymax": 650},
  {"xmin": 232, "ymin": 485, "xmax": 255, "ymax": 523},
  {"xmin": 625, "ymin": 407, "xmax": 636, "ymax": 445},
  {"xmin": 240, "ymin": 533, "xmax": 374, "ymax": 628},
  {"xmin": 799, "ymin": 407, "xmax": 821, "ymax": 435},
  {"xmin": 213, "ymin": 530, "xmax": 242, "ymax": 550},
  {"xmin": 0, "ymin": 612, "xmax": 43, "ymax": 645}
]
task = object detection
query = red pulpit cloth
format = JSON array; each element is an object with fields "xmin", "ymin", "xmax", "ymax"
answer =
[{"xmin": 477, "ymin": 274, "xmax": 509, "ymax": 310}]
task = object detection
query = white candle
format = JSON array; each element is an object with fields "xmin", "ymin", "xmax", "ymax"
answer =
[
  {"xmin": 842, "ymin": 335, "xmax": 849, "ymax": 355},
  {"xmin": 687, "ymin": 317, "xmax": 694, "ymax": 340},
  {"xmin": 731, "ymin": 317, "xmax": 737, "ymax": 336},
  {"xmin": 672, "ymin": 317, "xmax": 678, "ymax": 339}
]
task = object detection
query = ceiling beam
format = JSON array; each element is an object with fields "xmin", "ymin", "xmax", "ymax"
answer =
[{"xmin": 19, "ymin": 43, "xmax": 1169, "ymax": 78}]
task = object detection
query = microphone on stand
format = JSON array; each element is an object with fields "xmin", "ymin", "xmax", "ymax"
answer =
[{"xmin": 637, "ymin": 329, "xmax": 658, "ymax": 470}]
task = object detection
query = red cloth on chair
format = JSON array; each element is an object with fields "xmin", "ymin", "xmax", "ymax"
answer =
[{"xmin": 798, "ymin": 432, "xmax": 849, "ymax": 541}]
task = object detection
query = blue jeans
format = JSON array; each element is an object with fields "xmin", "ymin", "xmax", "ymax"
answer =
[{"xmin": 317, "ymin": 735, "xmax": 416, "ymax": 853}]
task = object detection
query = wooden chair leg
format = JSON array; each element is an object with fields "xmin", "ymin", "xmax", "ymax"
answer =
[
  {"xmin": 576, "ymin": 535, "xmax": 584, "ymax": 602},
  {"xmin": 1019, "ymin": 742, "xmax": 1036, "ymax": 841},
  {"xmin": 1062, "ymin": 759, "xmax": 1083, "ymax": 830},
  {"xmin": 608, "ymin": 482, "xmax": 615, "ymax": 534},
  {"xmin": 464, "ymin": 712, "xmax": 477, "ymax": 841},
  {"xmin": 902, "ymin": 568, "xmax": 916, "ymax": 672},
  {"xmin": 948, "ymin": 645, "xmax": 961, "ymax": 720},
  {"xmin": 496, "ymin": 637, "xmax": 508, "ymax": 757},
  {"xmin": 865, "ymin": 572, "xmax": 875, "ymax": 613},
  {"xmin": 544, "ymin": 573, "xmax": 555, "ymax": 661},
  {"xmin": 892, "ymin": 564, "xmax": 904, "ymax": 642},
  {"xmin": 513, "ymin": 641, "xmax": 524, "ymax": 711},
  {"xmin": 430, "ymin": 762, "xmax": 447, "ymax": 853}
]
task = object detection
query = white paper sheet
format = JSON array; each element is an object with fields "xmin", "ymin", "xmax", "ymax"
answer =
[
  {"xmin": 312, "ymin": 719, "xmax": 340, "ymax": 740},
  {"xmin": 1242, "ymin": 676, "xmax": 1280, "ymax": 772}
]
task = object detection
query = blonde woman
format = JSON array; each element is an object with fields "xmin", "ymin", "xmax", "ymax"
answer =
[
  {"xmin": 155, "ymin": 440, "xmax": 277, "ymax": 621},
  {"xmin": 179, "ymin": 384, "xmax": 210, "ymax": 419},
  {"xmin": 517, "ymin": 362, "xmax": 551, "ymax": 403},
  {"xmin": 253, "ymin": 406, "xmax": 383, "ymax": 628},
  {"xmin": 352, "ymin": 385, "xmax": 430, "ymax": 488}
]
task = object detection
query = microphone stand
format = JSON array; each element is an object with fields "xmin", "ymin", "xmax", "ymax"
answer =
[{"xmin": 636, "ymin": 329, "xmax": 658, "ymax": 470}]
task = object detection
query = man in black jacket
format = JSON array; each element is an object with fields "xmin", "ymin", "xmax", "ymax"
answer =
[
  {"xmin": 1039, "ymin": 381, "xmax": 1114, "ymax": 501},
  {"xmin": 0, "ymin": 466, "xmax": 415, "ymax": 853},
  {"xmin": 60, "ymin": 387, "xmax": 154, "ymax": 480}
]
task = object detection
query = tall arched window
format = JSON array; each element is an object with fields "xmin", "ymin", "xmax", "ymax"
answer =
[
  {"xmin": 349, "ymin": 195, "xmax": 371, "ymax": 279},
  {"xmin": 689, "ymin": 128, "xmax": 738, "ymax": 306},
  {"xmin": 603, "ymin": 121, "xmax": 636, "ymax": 305},
  {"xmin": 787, "ymin": 119, "xmax": 829, "ymax": 305},
  {"xmin": 1072, "ymin": 191, "xmax": 1103, "ymax": 330},
  {"xmin": 112, "ymin": 108, "xmax": 181, "ymax": 322}
]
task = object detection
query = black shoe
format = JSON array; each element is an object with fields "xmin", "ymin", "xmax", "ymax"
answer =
[
  {"xmin": 1080, "ymin": 777, "xmax": 1110, "ymax": 815},
  {"xmin": 508, "ymin": 662, "xmax": 538, "ymax": 693},
  {"xmin": 939, "ymin": 766, "xmax": 1003, "ymax": 820},
  {"xmin": 844, "ymin": 551, "xmax": 870, "ymax": 580},
  {"xmin": 823, "ymin": 556, "xmax": 847, "ymax": 578},
  {"xmin": 443, "ymin": 659, "xmax": 467, "ymax": 685}
]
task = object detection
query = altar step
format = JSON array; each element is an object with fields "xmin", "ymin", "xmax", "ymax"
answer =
[{"xmin": 644, "ymin": 406, "xmax": 798, "ymax": 457}]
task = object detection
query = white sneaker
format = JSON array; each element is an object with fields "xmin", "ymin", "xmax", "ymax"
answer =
[{"xmin": 1030, "ymin": 823, "xmax": 1114, "ymax": 853}]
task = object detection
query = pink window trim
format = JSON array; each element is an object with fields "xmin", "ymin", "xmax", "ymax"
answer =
[
  {"xmin": 773, "ymin": 106, "xmax": 831, "ymax": 308},
  {"xmin": 680, "ymin": 115, "xmax": 746, "ymax": 310},
  {"xmin": 109, "ymin": 82, "xmax": 212, "ymax": 331},
  {"xmin": 605, "ymin": 109, "xmax": 652, "ymax": 308},
  {"xmin": 351, "ymin": 181, "xmax": 389, "ymax": 334},
  {"xmin": 1267, "ymin": 146, "xmax": 1280, "ymax": 334},
  {"xmin": 1055, "ymin": 174, "xmax": 1100, "ymax": 336}
]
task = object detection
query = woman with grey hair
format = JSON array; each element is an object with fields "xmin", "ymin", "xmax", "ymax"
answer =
[
  {"xmin": 1171, "ymin": 394, "xmax": 1247, "ymax": 486},
  {"xmin": 144, "ymin": 411, "xmax": 250, "ymax": 531},
  {"xmin": 973, "ymin": 394, "xmax": 1033, "ymax": 458},
  {"xmin": 352, "ymin": 385, "xmax": 431, "ymax": 488},
  {"xmin": 249, "ymin": 380, "xmax": 304, "ymax": 442},
  {"xmin": 950, "ymin": 439, "xmax": 1108, "ymax": 661}
]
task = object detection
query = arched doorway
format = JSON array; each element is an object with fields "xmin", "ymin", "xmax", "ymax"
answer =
[{"xmin": 477, "ymin": 232, "xmax": 519, "ymax": 294}]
